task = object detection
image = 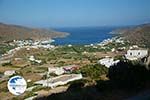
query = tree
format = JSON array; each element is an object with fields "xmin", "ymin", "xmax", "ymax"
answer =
[{"xmin": 79, "ymin": 64, "xmax": 108, "ymax": 80}]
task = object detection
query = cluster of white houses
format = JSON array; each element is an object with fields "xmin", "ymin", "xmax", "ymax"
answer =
[
  {"xmin": 98, "ymin": 49, "xmax": 149, "ymax": 68},
  {"xmin": 2, "ymin": 39, "xmax": 55, "ymax": 57},
  {"xmin": 29, "ymin": 55, "xmax": 42, "ymax": 64},
  {"xmin": 96, "ymin": 37, "xmax": 149, "ymax": 68},
  {"xmin": 1, "ymin": 45, "xmax": 55, "ymax": 63},
  {"xmin": 97, "ymin": 37, "xmax": 124, "ymax": 46},
  {"xmin": 2, "ymin": 39, "xmax": 56, "ymax": 63},
  {"xmin": 12, "ymin": 39, "xmax": 55, "ymax": 47}
]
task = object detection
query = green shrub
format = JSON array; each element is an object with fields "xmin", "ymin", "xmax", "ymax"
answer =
[{"xmin": 79, "ymin": 64, "xmax": 108, "ymax": 80}]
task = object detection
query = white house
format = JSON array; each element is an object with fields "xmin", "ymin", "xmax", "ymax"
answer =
[
  {"xmin": 125, "ymin": 49, "xmax": 148, "ymax": 60},
  {"xmin": 29, "ymin": 56, "xmax": 35, "ymax": 61},
  {"xmin": 35, "ymin": 60, "xmax": 42, "ymax": 64},
  {"xmin": 68, "ymin": 44, "xmax": 72, "ymax": 47},
  {"xmin": 34, "ymin": 74, "xmax": 82, "ymax": 88},
  {"xmin": 29, "ymin": 55, "xmax": 42, "ymax": 64},
  {"xmin": 111, "ymin": 48, "xmax": 115, "ymax": 52},
  {"xmin": 4, "ymin": 70, "xmax": 16, "ymax": 76},
  {"xmin": 48, "ymin": 67, "xmax": 65, "ymax": 75},
  {"xmin": 98, "ymin": 57, "xmax": 120, "ymax": 68}
]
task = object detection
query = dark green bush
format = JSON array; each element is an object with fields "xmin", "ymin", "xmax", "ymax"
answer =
[
  {"xmin": 108, "ymin": 60, "xmax": 150, "ymax": 89},
  {"xmin": 79, "ymin": 64, "xmax": 108, "ymax": 80}
]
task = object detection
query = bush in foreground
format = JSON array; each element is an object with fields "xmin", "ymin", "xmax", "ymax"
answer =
[{"xmin": 108, "ymin": 60, "xmax": 150, "ymax": 89}]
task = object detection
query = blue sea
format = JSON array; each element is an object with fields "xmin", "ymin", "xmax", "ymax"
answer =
[{"xmin": 53, "ymin": 27, "xmax": 117, "ymax": 45}]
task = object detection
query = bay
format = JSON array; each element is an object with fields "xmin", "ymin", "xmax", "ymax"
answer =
[{"xmin": 53, "ymin": 27, "xmax": 117, "ymax": 45}]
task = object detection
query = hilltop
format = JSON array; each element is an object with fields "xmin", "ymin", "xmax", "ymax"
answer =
[
  {"xmin": 0, "ymin": 23, "xmax": 69, "ymax": 42},
  {"xmin": 112, "ymin": 23, "xmax": 150, "ymax": 48}
]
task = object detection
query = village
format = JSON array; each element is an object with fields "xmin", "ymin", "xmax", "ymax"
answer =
[{"xmin": 0, "ymin": 37, "xmax": 149, "ymax": 100}]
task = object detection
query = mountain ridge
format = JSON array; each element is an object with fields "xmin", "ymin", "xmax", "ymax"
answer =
[
  {"xmin": 0, "ymin": 22, "xmax": 69, "ymax": 43},
  {"xmin": 112, "ymin": 23, "xmax": 150, "ymax": 48}
]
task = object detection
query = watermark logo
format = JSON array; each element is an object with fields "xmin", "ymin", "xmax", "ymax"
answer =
[{"xmin": 7, "ymin": 75, "xmax": 27, "ymax": 95}]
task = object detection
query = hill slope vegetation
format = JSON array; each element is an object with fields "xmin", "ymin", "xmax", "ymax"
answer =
[{"xmin": 113, "ymin": 23, "xmax": 150, "ymax": 48}]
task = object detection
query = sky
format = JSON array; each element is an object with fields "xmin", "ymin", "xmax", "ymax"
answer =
[{"xmin": 0, "ymin": 0, "xmax": 150, "ymax": 28}]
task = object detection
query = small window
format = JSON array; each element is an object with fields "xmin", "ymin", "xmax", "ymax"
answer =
[
  {"xmin": 130, "ymin": 52, "xmax": 132, "ymax": 55},
  {"xmin": 138, "ymin": 52, "xmax": 140, "ymax": 55}
]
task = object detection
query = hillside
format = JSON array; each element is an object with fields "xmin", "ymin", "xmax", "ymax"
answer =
[
  {"xmin": 113, "ymin": 24, "xmax": 150, "ymax": 48},
  {"xmin": 0, "ymin": 23, "xmax": 69, "ymax": 42}
]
